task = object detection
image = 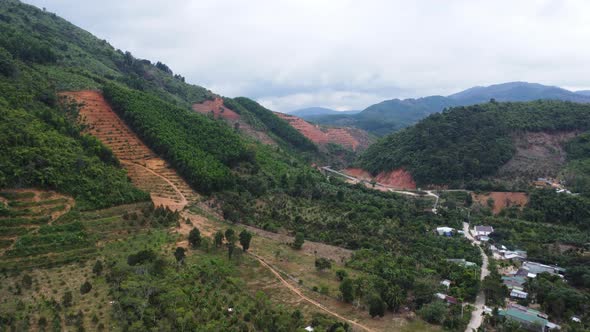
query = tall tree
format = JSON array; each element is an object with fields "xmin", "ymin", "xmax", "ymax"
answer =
[
  {"xmin": 188, "ymin": 227, "xmax": 201, "ymax": 248},
  {"xmin": 174, "ymin": 247, "xmax": 186, "ymax": 265},
  {"xmin": 239, "ymin": 230, "xmax": 252, "ymax": 252}
]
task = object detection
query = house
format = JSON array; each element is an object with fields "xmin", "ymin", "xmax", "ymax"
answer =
[
  {"xmin": 571, "ymin": 316, "xmax": 581, "ymax": 323},
  {"xmin": 435, "ymin": 293, "xmax": 459, "ymax": 305},
  {"xmin": 479, "ymin": 235, "xmax": 490, "ymax": 242},
  {"xmin": 440, "ymin": 279, "xmax": 451, "ymax": 288},
  {"xmin": 521, "ymin": 261, "xmax": 565, "ymax": 277},
  {"xmin": 502, "ymin": 276, "xmax": 526, "ymax": 290},
  {"xmin": 436, "ymin": 227, "xmax": 454, "ymax": 236},
  {"xmin": 504, "ymin": 252, "xmax": 526, "ymax": 261},
  {"xmin": 499, "ymin": 304, "xmax": 559, "ymax": 332},
  {"xmin": 510, "ymin": 289, "xmax": 528, "ymax": 299},
  {"xmin": 305, "ymin": 326, "xmax": 314, "ymax": 332},
  {"xmin": 446, "ymin": 258, "xmax": 478, "ymax": 268},
  {"xmin": 473, "ymin": 225, "xmax": 494, "ymax": 236}
]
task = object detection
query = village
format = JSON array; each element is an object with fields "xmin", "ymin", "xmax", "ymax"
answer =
[{"xmin": 434, "ymin": 223, "xmax": 582, "ymax": 332}]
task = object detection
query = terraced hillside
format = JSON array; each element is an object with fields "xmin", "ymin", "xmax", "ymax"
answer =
[
  {"xmin": 0, "ymin": 190, "xmax": 73, "ymax": 257},
  {"xmin": 60, "ymin": 91, "xmax": 199, "ymax": 210}
]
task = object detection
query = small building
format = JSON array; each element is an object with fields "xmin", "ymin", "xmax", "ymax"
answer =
[
  {"xmin": 440, "ymin": 279, "xmax": 451, "ymax": 288},
  {"xmin": 435, "ymin": 293, "xmax": 458, "ymax": 305},
  {"xmin": 571, "ymin": 316, "xmax": 581, "ymax": 323},
  {"xmin": 502, "ymin": 276, "xmax": 526, "ymax": 290},
  {"xmin": 446, "ymin": 258, "xmax": 478, "ymax": 268},
  {"xmin": 510, "ymin": 289, "xmax": 528, "ymax": 299},
  {"xmin": 436, "ymin": 227, "xmax": 454, "ymax": 236},
  {"xmin": 521, "ymin": 261, "xmax": 565, "ymax": 277},
  {"xmin": 473, "ymin": 225, "xmax": 494, "ymax": 236},
  {"xmin": 305, "ymin": 326, "xmax": 314, "ymax": 332},
  {"xmin": 478, "ymin": 235, "xmax": 490, "ymax": 242},
  {"xmin": 499, "ymin": 304, "xmax": 561, "ymax": 332}
]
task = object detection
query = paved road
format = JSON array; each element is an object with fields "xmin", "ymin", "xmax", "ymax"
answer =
[{"xmin": 463, "ymin": 222, "xmax": 490, "ymax": 332}]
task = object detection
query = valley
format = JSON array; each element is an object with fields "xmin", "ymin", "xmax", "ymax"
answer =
[{"xmin": 1, "ymin": 1, "xmax": 590, "ymax": 332}]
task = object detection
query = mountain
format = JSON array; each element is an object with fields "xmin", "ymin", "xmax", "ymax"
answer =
[
  {"xmin": 576, "ymin": 90, "xmax": 590, "ymax": 97},
  {"xmin": 448, "ymin": 81, "xmax": 590, "ymax": 104},
  {"xmin": 289, "ymin": 107, "xmax": 360, "ymax": 119},
  {"xmin": 358, "ymin": 99, "xmax": 590, "ymax": 189},
  {"xmin": 315, "ymin": 82, "xmax": 590, "ymax": 136}
]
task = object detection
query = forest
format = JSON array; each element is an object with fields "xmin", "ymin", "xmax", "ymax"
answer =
[{"xmin": 360, "ymin": 100, "xmax": 590, "ymax": 186}]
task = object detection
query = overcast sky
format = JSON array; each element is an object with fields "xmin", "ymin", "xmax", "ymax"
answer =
[{"xmin": 25, "ymin": 0, "xmax": 590, "ymax": 112}]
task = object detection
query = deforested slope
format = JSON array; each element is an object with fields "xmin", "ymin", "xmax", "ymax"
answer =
[
  {"xmin": 61, "ymin": 90, "xmax": 199, "ymax": 210},
  {"xmin": 359, "ymin": 100, "xmax": 590, "ymax": 188}
]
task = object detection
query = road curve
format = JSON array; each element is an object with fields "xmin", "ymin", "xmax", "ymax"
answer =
[{"xmin": 249, "ymin": 252, "xmax": 374, "ymax": 332}]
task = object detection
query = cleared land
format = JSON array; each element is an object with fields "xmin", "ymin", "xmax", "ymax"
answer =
[{"xmin": 60, "ymin": 90, "xmax": 200, "ymax": 211}]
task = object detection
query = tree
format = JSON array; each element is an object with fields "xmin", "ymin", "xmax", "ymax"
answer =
[
  {"xmin": 214, "ymin": 230, "xmax": 224, "ymax": 247},
  {"xmin": 315, "ymin": 257, "xmax": 332, "ymax": 271},
  {"xmin": 188, "ymin": 227, "xmax": 201, "ymax": 248},
  {"xmin": 62, "ymin": 291, "xmax": 73, "ymax": 307},
  {"xmin": 239, "ymin": 230, "xmax": 252, "ymax": 252},
  {"xmin": 418, "ymin": 301, "xmax": 447, "ymax": 324},
  {"xmin": 80, "ymin": 281, "xmax": 92, "ymax": 294},
  {"xmin": 293, "ymin": 232, "xmax": 305, "ymax": 250},
  {"xmin": 225, "ymin": 228, "xmax": 236, "ymax": 244},
  {"xmin": 174, "ymin": 247, "xmax": 186, "ymax": 264},
  {"xmin": 339, "ymin": 278, "xmax": 354, "ymax": 303},
  {"xmin": 93, "ymin": 260, "xmax": 103, "ymax": 276},
  {"xmin": 368, "ymin": 294, "xmax": 385, "ymax": 318}
]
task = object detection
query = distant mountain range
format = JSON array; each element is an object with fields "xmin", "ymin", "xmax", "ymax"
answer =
[
  {"xmin": 288, "ymin": 107, "xmax": 360, "ymax": 118},
  {"xmin": 307, "ymin": 82, "xmax": 590, "ymax": 136}
]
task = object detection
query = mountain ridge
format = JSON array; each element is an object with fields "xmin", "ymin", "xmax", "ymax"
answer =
[{"xmin": 312, "ymin": 82, "xmax": 590, "ymax": 136}]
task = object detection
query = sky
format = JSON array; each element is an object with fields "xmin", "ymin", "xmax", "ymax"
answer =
[{"xmin": 24, "ymin": 0, "xmax": 590, "ymax": 112}]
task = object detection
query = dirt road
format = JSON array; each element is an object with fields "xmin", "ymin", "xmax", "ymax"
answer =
[
  {"xmin": 249, "ymin": 252, "xmax": 373, "ymax": 332},
  {"xmin": 463, "ymin": 222, "xmax": 490, "ymax": 332}
]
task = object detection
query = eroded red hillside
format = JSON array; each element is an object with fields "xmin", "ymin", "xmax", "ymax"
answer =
[
  {"xmin": 192, "ymin": 97, "xmax": 276, "ymax": 145},
  {"xmin": 344, "ymin": 168, "xmax": 417, "ymax": 189},
  {"xmin": 274, "ymin": 112, "xmax": 371, "ymax": 151},
  {"xmin": 472, "ymin": 192, "xmax": 529, "ymax": 214}
]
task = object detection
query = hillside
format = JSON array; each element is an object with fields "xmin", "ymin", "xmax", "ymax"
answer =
[
  {"xmin": 359, "ymin": 100, "xmax": 590, "ymax": 188},
  {"xmin": 314, "ymin": 82, "xmax": 590, "ymax": 136}
]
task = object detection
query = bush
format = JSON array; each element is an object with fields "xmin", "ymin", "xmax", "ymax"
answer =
[{"xmin": 80, "ymin": 281, "xmax": 92, "ymax": 294}]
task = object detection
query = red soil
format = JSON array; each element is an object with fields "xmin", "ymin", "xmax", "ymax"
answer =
[
  {"xmin": 472, "ymin": 192, "xmax": 529, "ymax": 214},
  {"xmin": 192, "ymin": 97, "xmax": 240, "ymax": 121},
  {"xmin": 192, "ymin": 97, "xmax": 276, "ymax": 145},
  {"xmin": 343, "ymin": 168, "xmax": 417, "ymax": 189},
  {"xmin": 60, "ymin": 91, "xmax": 200, "ymax": 211},
  {"xmin": 274, "ymin": 112, "xmax": 371, "ymax": 151}
]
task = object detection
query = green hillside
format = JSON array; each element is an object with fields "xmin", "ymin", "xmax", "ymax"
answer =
[{"xmin": 360, "ymin": 100, "xmax": 590, "ymax": 187}]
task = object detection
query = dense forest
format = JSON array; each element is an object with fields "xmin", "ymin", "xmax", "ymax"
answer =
[{"xmin": 360, "ymin": 100, "xmax": 590, "ymax": 186}]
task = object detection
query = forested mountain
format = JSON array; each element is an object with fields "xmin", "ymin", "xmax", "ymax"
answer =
[
  {"xmin": 313, "ymin": 82, "xmax": 590, "ymax": 136},
  {"xmin": 359, "ymin": 100, "xmax": 590, "ymax": 188}
]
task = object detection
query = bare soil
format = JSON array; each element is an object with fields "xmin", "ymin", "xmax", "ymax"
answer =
[
  {"xmin": 274, "ymin": 112, "xmax": 372, "ymax": 151},
  {"xmin": 192, "ymin": 97, "xmax": 276, "ymax": 145},
  {"xmin": 471, "ymin": 192, "xmax": 529, "ymax": 214},
  {"xmin": 60, "ymin": 91, "xmax": 200, "ymax": 211},
  {"xmin": 343, "ymin": 168, "xmax": 417, "ymax": 190}
]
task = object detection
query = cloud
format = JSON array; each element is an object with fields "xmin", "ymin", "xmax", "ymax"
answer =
[{"xmin": 24, "ymin": 0, "xmax": 590, "ymax": 111}]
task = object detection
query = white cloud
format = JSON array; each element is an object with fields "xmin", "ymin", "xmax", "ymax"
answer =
[{"xmin": 24, "ymin": 0, "xmax": 590, "ymax": 111}]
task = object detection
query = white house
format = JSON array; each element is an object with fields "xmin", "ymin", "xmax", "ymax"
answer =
[
  {"xmin": 440, "ymin": 279, "xmax": 451, "ymax": 288},
  {"xmin": 510, "ymin": 289, "xmax": 528, "ymax": 299},
  {"xmin": 473, "ymin": 225, "xmax": 494, "ymax": 236},
  {"xmin": 436, "ymin": 227, "xmax": 454, "ymax": 236},
  {"xmin": 305, "ymin": 326, "xmax": 314, "ymax": 332}
]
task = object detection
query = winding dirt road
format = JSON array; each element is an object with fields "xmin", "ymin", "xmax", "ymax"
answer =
[{"xmin": 249, "ymin": 252, "xmax": 374, "ymax": 332}]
